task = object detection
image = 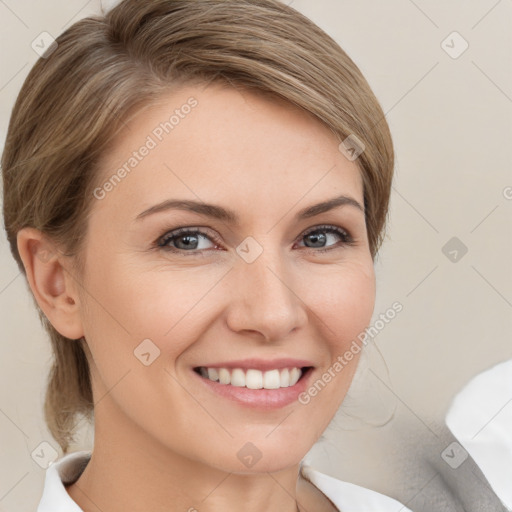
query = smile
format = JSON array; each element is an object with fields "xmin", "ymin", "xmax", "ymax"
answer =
[
  {"xmin": 194, "ymin": 366, "xmax": 306, "ymax": 389},
  {"xmin": 192, "ymin": 358, "xmax": 315, "ymax": 409}
]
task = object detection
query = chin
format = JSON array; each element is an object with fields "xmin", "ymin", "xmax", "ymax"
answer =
[{"xmin": 212, "ymin": 436, "xmax": 313, "ymax": 475}]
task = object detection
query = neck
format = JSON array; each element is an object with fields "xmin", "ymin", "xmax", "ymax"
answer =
[{"xmin": 66, "ymin": 402, "xmax": 304, "ymax": 512}]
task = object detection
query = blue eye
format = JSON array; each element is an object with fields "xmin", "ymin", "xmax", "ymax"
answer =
[
  {"xmin": 297, "ymin": 225, "xmax": 354, "ymax": 253},
  {"xmin": 157, "ymin": 227, "xmax": 217, "ymax": 254},
  {"xmin": 156, "ymin": 225, "xmax": 355, "ymax": 256}
]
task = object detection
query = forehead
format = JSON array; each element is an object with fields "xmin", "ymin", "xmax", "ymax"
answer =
[{"xmin": 92, "ymin": 82, "xmax": 364, "ymax": 222}]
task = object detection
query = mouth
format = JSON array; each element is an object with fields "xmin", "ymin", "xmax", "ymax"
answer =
[
  {"xmin": 191, "ymin": 358, "xmax": 315, "ymax": 409},
  {"xmin": 193, "ymin": 366, "xmax": 314, "ymax": 390}
]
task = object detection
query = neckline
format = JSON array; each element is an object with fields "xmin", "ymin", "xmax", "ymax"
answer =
[{"xmin": 56, "ymin": 452, "xmax": 340, "ymax": 511}]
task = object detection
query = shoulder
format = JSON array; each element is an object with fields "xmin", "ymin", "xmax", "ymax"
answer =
[
  {"xmin": 37, "ymin": 450, "xmax": 91, "ymax": 512},
  {"xmin": 447, "ymin": 359, "xmax": 512, "ymax": 419},
  {"xmin": 300, "ymin": 463, "xmax": 412, "ymax": 512},
  {"xmin": 446, "ymin": 358, "xmax": 512, "ymax": 458},
  {"xmin": 446, "ymin": 359, "xmax": 512, "ymax": 511}
]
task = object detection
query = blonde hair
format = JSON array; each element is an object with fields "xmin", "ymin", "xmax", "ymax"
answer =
[{"xmin": 1, "ymin": 0, "xmax": 394, "ymax": 454}]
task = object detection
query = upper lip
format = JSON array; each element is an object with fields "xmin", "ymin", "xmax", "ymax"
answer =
[{"xmin": 195, "ymin": 358, "xmax": 314, "ymax": 371}]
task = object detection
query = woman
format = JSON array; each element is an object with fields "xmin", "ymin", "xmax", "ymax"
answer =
[{"xmin": 1, "ymin": 0, "xmax": 410, "ymax": 510}]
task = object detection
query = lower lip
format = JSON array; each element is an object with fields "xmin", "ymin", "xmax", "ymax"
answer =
[{"xmin": 193, "ymin": 368, "xmax": 314, "ymax": 410}]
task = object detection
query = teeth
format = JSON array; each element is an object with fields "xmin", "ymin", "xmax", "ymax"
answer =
[
  {"xmin": 231, "ymin": 368, "xmax": 246, "ymax": 387},
  {"xmin": 218, "ymin": 368, "xmax": 231, "ymax": 385},
  {"xmin": 263, "ymin": 369, "xmax": 280, "ymax": 389},
  {"xmin": 198, "ymin": 366, "xmax": 304, "ymax": 389},
  {"xmin": 290, "ymin": 367, "xmax": 301, "ymax": 385},
  {"xmin": 207, "ymin": 368, "xmax": 219, "ymax": 381}
]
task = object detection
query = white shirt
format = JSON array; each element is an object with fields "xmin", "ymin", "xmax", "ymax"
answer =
[
  {"xmin": 36, "ymin": 450, "xmax": 411, "ymax": 511},
  {"xmin": 446, "ymin": 359, "xmax": 512, "ymax": 511}
]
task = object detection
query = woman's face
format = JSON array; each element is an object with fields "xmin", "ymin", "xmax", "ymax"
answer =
[{"xmin": 77, "ymin": 82, "xmax": 375, "ymax": 473}]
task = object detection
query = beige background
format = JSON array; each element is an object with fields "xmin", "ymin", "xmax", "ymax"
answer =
[{"xmin": 0, "ymin": 0, "xmax": 511, "ymax": 510}]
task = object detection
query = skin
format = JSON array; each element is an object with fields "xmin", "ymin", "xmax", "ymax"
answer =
[{"xmin": 18, "ymin": 82, "xmax": 376, "ymax": 512}]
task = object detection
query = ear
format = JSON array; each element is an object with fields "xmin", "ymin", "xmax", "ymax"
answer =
[{"xmin": 17, "ymin": 227, "xmax": 84, "ymax": 340}]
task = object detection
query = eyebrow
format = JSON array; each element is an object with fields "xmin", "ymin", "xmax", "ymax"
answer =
[{"xmin": 135, "ymin": 194, "xmax": 364, "ymax": 224}]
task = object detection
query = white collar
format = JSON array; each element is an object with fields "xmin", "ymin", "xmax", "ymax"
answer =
[
  {"xmin": 37, "ymin": 450, "xmax": 91, "ymax": 512},
  {"xmin": 37, "ymin": 450, "xmax": 410, "ymax": 512},
  {"xmin": 300, "ymin": 463, "xmax": 411, "ymax": 511},
  {"xmin": 446, "ymin": 359, "xmax": 512, "ymax": 510}
]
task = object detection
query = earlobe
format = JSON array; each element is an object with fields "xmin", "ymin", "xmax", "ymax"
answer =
[{"xmin": 17, "ymin": 227, "xmax": 84, "ymax": 340}]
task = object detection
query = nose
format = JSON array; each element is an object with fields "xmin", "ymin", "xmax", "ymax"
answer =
[{"xmin": 225, "ymin": 245, "xmax": 308, "ymax": 342}]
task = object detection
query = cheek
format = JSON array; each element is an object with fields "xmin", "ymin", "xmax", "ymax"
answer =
[
  {"xmin": 76, "ymin": 255, "xmax": 212, "ymax": 427},
  {"xmin": 80, "ymin": 251, "xmax": 227, "ymax": 361},
  {"xmin": 303, "ymin": 260, "xmax": 376, "ymax": 353},
  {"xmin": 289, "ymin": 260, "xmax": 376, "ymax": 436}
]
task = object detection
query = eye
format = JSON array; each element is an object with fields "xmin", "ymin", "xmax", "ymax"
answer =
[
  {"xmin": 155, "ymin": 224, "xmax": 355, "ymax": 256},
  {"xmin": 296, "ymin": 225, "xmax": 355, "ymax": 253},
  {"xmin": 157, "ymin": 227, "xmax": 219, "ymax": 254}
]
